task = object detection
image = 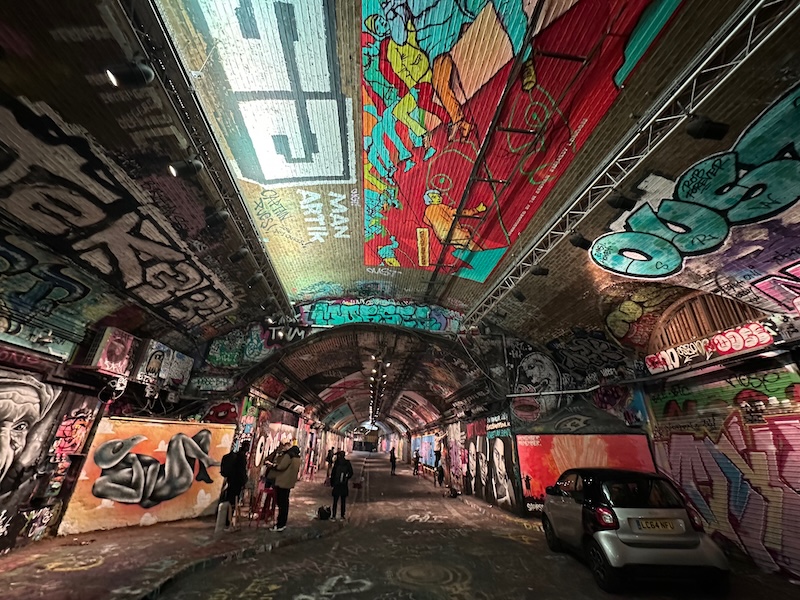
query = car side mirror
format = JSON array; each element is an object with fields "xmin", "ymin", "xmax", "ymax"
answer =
[{"xmin": 545, "ymin": 486, "xmax": 560, "ymax": 496}]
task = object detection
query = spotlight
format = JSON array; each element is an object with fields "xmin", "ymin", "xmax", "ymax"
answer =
[
  {"xmin": 370, "ymin": 377, "xmax": 375, "ymax": 381},
  {"xmin": 105, "ymin": 61, "xmax": 155, "ymax": 88},
  {"xmin": 370, "ymin": 354, "xmax": 376, "ymax": 360},
  {"xmin": 277, "ymin": 330, "xmax": 284, "ymax": 339},
  {"xmin": 685, "ymin": 115, "xmax": 729, "ymax": 141},
  {"xmin": 371, "ymin": 368, "xmax": 377, "ymax": 373},
  {"xmin": 168, "ymin": 159, "xmax": 204, "ymax": 177},
  {"xmin": 530, "ymin": 265, "xmax": 549, "ymax": 276},
  {"xmin": 204, "ymin": 210, "xmax": 229, "ymax": 229},
  {"xmin": 266, "ymin": 317, "xmax": 274, "ymax": 325},
  {"xmin": 385, "ymin": 362, "xmax": 391, "ymax": 368},
  {"xmin": 606, "ymin": 195, "xmax": 636, "ymax": 211},
  {"xmin": 511, "ymin": 290, "xmax": 526, "ymax": 303},
  {"xmin": 569, "ymin": 232, "xmax": 592, "ymax": 250},
  {"xmin": 229, "ymin": 246, "xmax": 250, "ymax": 263},
  {"xmin": 246, "ymin": 272, "xmax": 264, "ymax": 288}
]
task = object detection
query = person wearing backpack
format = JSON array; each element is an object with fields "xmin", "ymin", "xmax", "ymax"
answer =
[{"xmin": 330, "ymin": 451, "xmax": 353, "ymax": 521}]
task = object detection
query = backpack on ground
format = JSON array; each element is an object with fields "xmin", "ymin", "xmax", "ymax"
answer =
[{"xmin": 317, "ymin": 505, "xmax": 332, "ymax": 520}]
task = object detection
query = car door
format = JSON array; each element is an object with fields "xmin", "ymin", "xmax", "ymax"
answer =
[
  {"xmin": 560, "ymin": 474, "xmax": 585, "ymax": 546},
  {"xmin": 548, "ymin": 473, "xmax": 577, "ymax": 540}
]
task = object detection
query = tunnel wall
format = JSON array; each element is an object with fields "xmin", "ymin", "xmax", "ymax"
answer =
[
  {"xmin": 0, "ymin": 349, "xmax": 105, "ymax": 554},
  {"xmin": 58, "ymin": 417, "xmax": 233, "ymax": 534},
  {"xmin": 645, "ymin": 352, "xmax": 800, "ymax": 577}
]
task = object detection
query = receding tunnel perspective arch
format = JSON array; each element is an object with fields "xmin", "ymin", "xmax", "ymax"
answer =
[{"xmin": 1, "ymin": 1, "xmax": 800, "ymax": 597}]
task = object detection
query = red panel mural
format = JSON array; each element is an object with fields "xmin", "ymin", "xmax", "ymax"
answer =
[{"xmin": 516, "ymin": 433, "xmax": 654, "ymax": 514}]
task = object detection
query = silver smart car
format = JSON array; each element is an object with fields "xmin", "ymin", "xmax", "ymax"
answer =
[{"xmin": 542, "ymin": 468, "xmax": 730, "ymax": 594}]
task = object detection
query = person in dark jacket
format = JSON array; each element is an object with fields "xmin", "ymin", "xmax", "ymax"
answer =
[
  {"xmin": 412, "ymin": 449, "xmax": 420, "ymax": 476},
  {"xmin": 220, "ymin": 440, "xmax": 250, "ymax": 505},
  {"xmin": 330, "ymin": 451, "xmax": 353, "ymax": 521},
  {"xmin": 219, "ymin": 441, "xmax": 250, "ymax": 528},
  {"xmin": 390, "ymin": 446, "xmax": 397, "ymax": 475}
]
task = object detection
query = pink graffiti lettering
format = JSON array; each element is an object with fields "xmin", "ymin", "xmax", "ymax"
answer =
[{"xmin": 654, "ymin": 413, "xmax": 800, "ymax": 576}]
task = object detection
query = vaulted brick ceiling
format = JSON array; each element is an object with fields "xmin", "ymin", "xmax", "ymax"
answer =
[{"xmin": 1, "ymin": 0, "xmax": 798, "ymax": 432}]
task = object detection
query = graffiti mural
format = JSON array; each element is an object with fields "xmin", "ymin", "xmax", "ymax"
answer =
[
  {"xmin": 486, "ymin": 412, "xmax": 518, "ymax": 510},
  {"xmin": 591, "ymin": 84, "xmax": 800, "ymax": 315},
  {"xmin": 517, "ymin": 433, "xmax": 654, "ymax": 515},
  {"xmin": 654, "ymin": 411, "xmax": 800, "ymax": 577},
  {"xmin": 0, "ymin": 226, "xmax": 127, "ymax": 361},
  {"xmin": 299, "ymin": 299, "xmax": 462, "ymax": 332},
  {"xmin": 601, "ymin": 284, "xmax": 685, "ymax": 350},
  {"xmin": 464, "ymin": 419, "xmax": 489, "ymax": 499},
  {"xmin": 644, "ymin": 317, "xmax": 795, "ymax": 375},
  {"xmin": 363, "ymin": 0, "xmax": 682, "ymax": 283},
  {"xmin": 505, "ymin": 336, "xmax": 639, "ymax": 433},
  {"xmin": 0, "ymin": 366, "xmax": 101, "ymax": 553},
  {"xmin": 59, "ymin": 418, "xmax": 233, "ymax": 533},
  {"xmin": 0, "ymin": 94, "xmax": 236, "ymax": 332}
]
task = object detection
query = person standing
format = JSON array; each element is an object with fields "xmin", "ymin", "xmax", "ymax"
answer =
[
  {"xmin": 412, "ymin": 449, "xmax": 420, "ymax": 476},
  {"xmin": 219, "ymin": 441, "xmax": 250, "ymax": 529},
  {"xmin": 330, "ymin": 451, "xmax": 353, "ymax": 521},
  {"xmin": 325, "ymin": 446, "xmax": 335, "ymax": 480},
  {"xmin": 390, "ymin": 446, "xmax": 397, "ymax": 475},
  {"xmin": 268, "ymin": 444, "xmax": 302, "ymax": 532}
]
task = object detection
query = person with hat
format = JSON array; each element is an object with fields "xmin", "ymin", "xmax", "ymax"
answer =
[{"xmin": 330, "ymin": 450, "xmax": 353, "ymax": 521}]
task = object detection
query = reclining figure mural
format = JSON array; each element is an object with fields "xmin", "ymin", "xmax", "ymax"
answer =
[{"xmin": 92, "ymin": 430, "xmax": 219, "ymax": 508}]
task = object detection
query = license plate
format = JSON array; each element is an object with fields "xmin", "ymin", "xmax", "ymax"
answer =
[{"xmin": 635, "ymin": 519, "xmax": 677, "ymax": 532}]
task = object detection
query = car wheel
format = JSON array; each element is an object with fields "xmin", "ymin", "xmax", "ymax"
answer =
[
  {"xmin": 542, "ymin": 516, "xmax": 563, "ymax": 552},
  {"xmin": 585, "ymin": 539, "xmax": 623, "ymax": 593}
]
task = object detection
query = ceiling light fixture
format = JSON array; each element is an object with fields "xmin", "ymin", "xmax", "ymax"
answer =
[
  {"xmin": 105, "ymin": 61, "xmax": 155, "ymax": 88},
  {"xmin": 685, "ymin": 114, "xmax": 729, "ymax": 140},
  {"xmin": 169, "ymin": 158, "xmax": 204, "ymax": 178},
  {"xmin": 568, "ymin": 232, "xmax": 592, "ymax": 250},
  {"xmin": 385, "ymin": 362, "xmax": 391, "ymax": 368},
  {"xmin": 228, "ymin": 246, "xmax": 250, "ymax": 263},
  {"xmin": 606, "ymin": 195, "xmax": 636, "ymax": 211},
  {"xmin": 530, "ymin": 265, "xmax": 549, "ymax": 276},
  {"xmin": 246, "ymin": 272, "xmax": 264, "ymax": 288}
]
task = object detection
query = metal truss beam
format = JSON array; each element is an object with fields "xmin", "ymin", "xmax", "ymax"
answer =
[{"xmin": 464, "ymin": 0, "xmax": 798, "ymax": 330}]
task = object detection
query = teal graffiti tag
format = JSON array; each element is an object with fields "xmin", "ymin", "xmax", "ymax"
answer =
[{"xmin": 591, "ymin": 85, "xmax": 800, "ymax": 278}]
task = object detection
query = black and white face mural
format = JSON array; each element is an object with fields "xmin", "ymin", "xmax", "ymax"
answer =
[
  {"xmin": 489, "ymin": 437, "xmax": 515, "ymax": 509},
  {"xmin": 0, "ymin": 369, "xmax": 61, "ymax": 500}
]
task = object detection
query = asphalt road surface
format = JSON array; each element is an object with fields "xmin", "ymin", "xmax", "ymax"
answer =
[{"xmin": 160, "ymin": 452, "xmax": 797, "ymax": 600}]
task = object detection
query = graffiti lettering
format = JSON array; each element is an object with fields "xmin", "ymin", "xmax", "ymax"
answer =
[
  {"xmin": 191, "ymin": 0, "xmax": 355, "ymax": 186},
  {"xmin": 646, "ymin": 320, "xmax": 781, "ymax": 374},
  {"xmin": 300, "ymin": 299, "xmax": 461, "ymax": 332},
  {"xmin": 655, "ymin": 412, "xmax": 800, "ymax": 576},
  {"xmin": 591, "ymin": 85, "xmax": 800, "ymax": 279},
  {"xmin": 298, "ymin": 190, "xmax": 351, "ymax": 242},
  {"xmin": 0, "ymin": 96, "xmax": 235, "ymax": 329}
]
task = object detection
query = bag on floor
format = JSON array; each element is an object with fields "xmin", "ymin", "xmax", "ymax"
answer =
[
  {"xmin": 317, "ymin": 505, "xmax": 332, "ymax": 520},
  {"xmin": 215, "ymin": 500, "xmax": 231, "ymax": 533}
]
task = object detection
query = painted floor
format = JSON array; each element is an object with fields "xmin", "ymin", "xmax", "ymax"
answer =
[{"xmin": 159, "ymin": 453, "xmax": 798, "ymax": 600}]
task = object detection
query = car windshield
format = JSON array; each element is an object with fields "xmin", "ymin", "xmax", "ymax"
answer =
[{"xmin": 601, "ymin": 477, "xmax": 684, "ymax": 509}]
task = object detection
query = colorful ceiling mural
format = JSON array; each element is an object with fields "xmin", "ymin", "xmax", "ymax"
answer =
[
  {"xmin": 591, "ymin": 83, "xmax": 800, "ymax": 315},
  {"xmin": 362, "ymin": 0, "xmax": 682, "ymax": 283},
  {"xmin": 155, "ymin": 0, "xmax": 682, "ymax": 303}
]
